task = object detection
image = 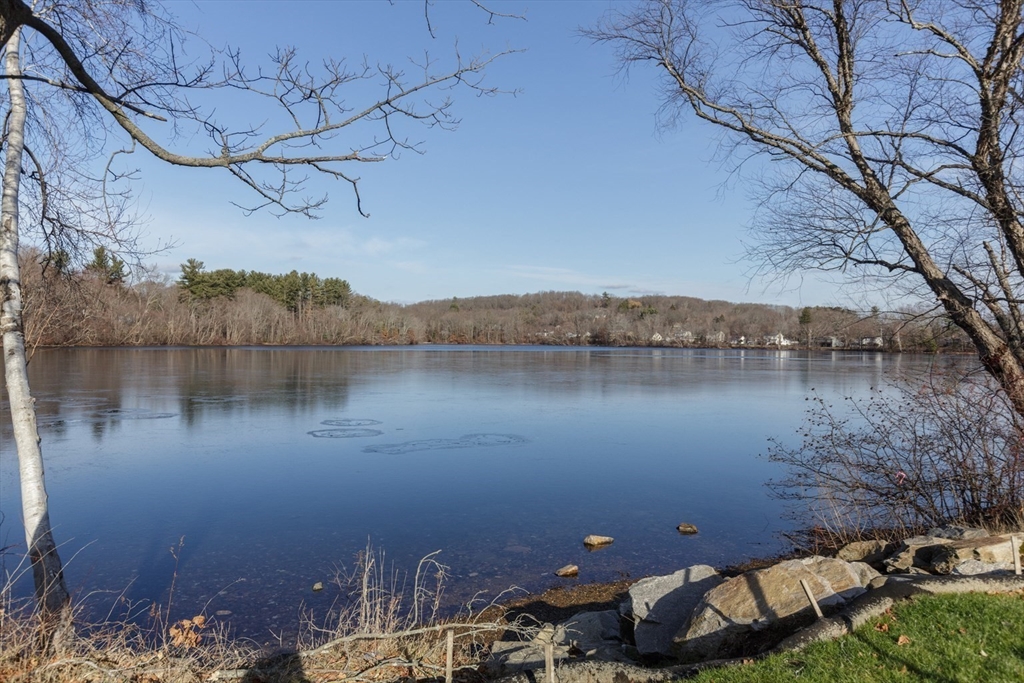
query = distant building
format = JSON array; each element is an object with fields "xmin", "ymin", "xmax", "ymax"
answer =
[
  {"xmin": 766, "ymin": 332, "xmax": 791, "ymax": 347},
  {"xmin": 861, "ymin": 336, "xmax": 884, "ymax": 348},
  {"xmin": 671, "ymin": 326, "xmax": 694, "ymax": 343}
]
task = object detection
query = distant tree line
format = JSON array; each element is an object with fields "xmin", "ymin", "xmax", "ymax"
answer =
[
  {"xmin": 178, "ymin": 259, "xmax": 352, "ymax": 312},
  {"xmin": 20, "ymin": 249, "xmax": 972, "ymax": 352}
]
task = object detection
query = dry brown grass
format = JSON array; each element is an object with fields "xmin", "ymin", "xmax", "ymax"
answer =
[{"xmin": 1, "ymin": 544, "xmax": 531, "ymax": 683}]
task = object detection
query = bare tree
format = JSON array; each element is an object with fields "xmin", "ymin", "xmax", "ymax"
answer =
[
  {"xmin": 0, "ymin": 0, "xmax": 514, "ymax": 618},
  {"xmin": 589, "ymin": 1, "xmax": 1024, "ymax": 416}
]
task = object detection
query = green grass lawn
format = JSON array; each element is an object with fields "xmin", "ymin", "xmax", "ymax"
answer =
[{"xmin": 691, "ymin": 592, "xmax": 1024, "ymax": 683}]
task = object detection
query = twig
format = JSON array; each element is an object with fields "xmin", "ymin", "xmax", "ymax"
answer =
[{"xmin": 300, "ymin": 621, "xmax": 506, "ymax": 658}]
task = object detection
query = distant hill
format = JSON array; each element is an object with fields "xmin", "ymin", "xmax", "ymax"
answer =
[{"xmin": 20, "ymin": 250, "xmax": 970, "ymax": 351}]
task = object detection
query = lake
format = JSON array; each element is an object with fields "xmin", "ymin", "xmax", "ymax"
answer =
[{"xmin": 0, "ymin": 346, "xmax": 925, "ymax": 642}]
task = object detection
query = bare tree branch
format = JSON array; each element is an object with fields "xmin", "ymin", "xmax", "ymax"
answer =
[{"xmin": 589, "ymin": 0, "xmax": 1024, "ymax": 416}]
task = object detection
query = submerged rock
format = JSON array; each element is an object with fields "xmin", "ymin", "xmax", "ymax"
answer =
[{"xmin": 583, "ymin": 535, "xmax": 614, "ymax": 548}]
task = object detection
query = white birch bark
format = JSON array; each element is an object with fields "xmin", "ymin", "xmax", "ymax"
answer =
[{"xmin": 1, "ymin": 27, "xmax": 70, "ymax": 616}]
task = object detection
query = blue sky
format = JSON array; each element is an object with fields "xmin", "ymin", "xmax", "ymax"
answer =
[{"xmin": 129, "ymin": 0, "xmax": 842, "ymax": 306}]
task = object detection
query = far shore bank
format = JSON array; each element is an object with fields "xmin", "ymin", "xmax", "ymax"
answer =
[{"xmin": 27, "ymin": 341, "xmax": 970, "ymax": 354}]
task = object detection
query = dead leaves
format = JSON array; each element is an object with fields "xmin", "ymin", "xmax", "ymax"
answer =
[
  {"xmin": 168, "ymin": 615, "xmax": 205, "ymax": 648},
  {"xmin": 876, "ymin": 606, "xmax": 908, "ymax": 646},
  {"xmin": 875, "ymin": 608, "xmax": 897, "ymax": 635}
]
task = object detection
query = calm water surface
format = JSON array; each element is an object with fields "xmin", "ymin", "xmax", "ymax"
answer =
[{"xmin": 1, "ymin": 346, "xmax": 924, "ymax": 640}]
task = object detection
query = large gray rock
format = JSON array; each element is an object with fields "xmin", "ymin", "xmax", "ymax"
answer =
[
  {"xmin": 928, "ymin": 525, "xmax": 990, "ymax": 540},
  {"xmin": 484, "ymin": 623, "xmax": 572, "ymax": 676},
  {"xmin": 558, "ymin": 610, "xmax": 630, "ymax": 662},
  {"xmin": 672, "ymin": 556, "xmax": 879, "ymax": 661},
  {"xmin": 622, "ymin": 565, "xmax": 722, "ymax": 657},
  {"xmin": 484, "ymin": 611, "xmax": 630, "ymax": 676},
  {"xmin": 883, "ymin": 535, "xmax": 957, "ymax": 573},
  {"xmin": 836, "ymin": 539, "xmax": 894, "ymax": 566},
  {"xmin": 484, "ymin": 640, "xmax": 569, "ymax": 676},
  {"xmin": 929, "ymin": 534, "xmax": 1021, "ymax": 574},
  {"xmin": 884, "ymin": 532, "xmax": 1020, "ymax": 575},
  {"xmin": 951, "ymin": 560, "xmax": 1011, "ymax": 576}
]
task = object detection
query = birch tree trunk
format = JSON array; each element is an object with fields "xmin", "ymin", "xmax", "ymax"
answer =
[{"xmin": 1, "ymin": 27, "xmax": 70, "ymax": 617}]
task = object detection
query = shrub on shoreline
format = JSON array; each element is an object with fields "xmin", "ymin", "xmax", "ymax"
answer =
[{"xmin": 768, "ymin": 367, "xmax": 1024, "ymax": 547}]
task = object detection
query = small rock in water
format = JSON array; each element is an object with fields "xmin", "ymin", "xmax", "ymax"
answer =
[
  {"xmin": 215, "ymin": 610, "xmax": 232, "ymax": 617},
  {"xmin": 676, "ymin": 523, "xmax": 699, "ymax": 535},
  {"xmin": 312, "ymin": 581, "xmax": 324, "ymax": 592},
  {"xmin": 555, "ymin": 565, "xmax": 579, "ymax": 578},
  {"xmin": 583, "ymin": 535, "xmax": 614, "ymax": 548}
]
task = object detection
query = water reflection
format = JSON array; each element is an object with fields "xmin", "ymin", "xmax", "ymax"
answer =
[{"xmin": 1, "ymin": 346, "xmax": 931, "ymax": 644}]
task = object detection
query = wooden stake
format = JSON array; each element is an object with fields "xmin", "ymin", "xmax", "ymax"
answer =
[
  {"xmin": 800, "ymin": 579, "xmax": 824, "ymax": 619},
  {"xmin": 544, "ymin": 640, "xmax": 555, "ymax": 683},
  {"xmin": 1012, "ymin": 536, "xmax": 1021, "ymax": 576},
  {"xmin": 445, "ymin": 629, "xmax": 454, "ymax": 683}
]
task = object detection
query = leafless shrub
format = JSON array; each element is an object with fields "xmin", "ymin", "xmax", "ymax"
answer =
[
  {"xmin": 293, "ymin": 544, "xmax": 533, "ymax": 683},
  {"xmin": 0, "ymin": 588, "xmax": 256, "ymax": 682},
  {"xmin": 768, "ymin": 366, "xmax": 1024, "ymax": 547}
]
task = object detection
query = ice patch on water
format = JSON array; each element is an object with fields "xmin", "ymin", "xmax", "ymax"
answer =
[
  {"xmin": 94, "ymin": 408, "xmax": 177, "ymax": 420},
  {"xmin": 320, "ymin": 419, "xmax": 383, "ymax": 427},
  {"xmin": 36, "ymin": 416, "xmax": 88, "ymax": 428},
  {"xmin": 362, "ymin": 433, "xmax": 527, "ymax": 455},
  {"xmin": 34, "ymin": 408, "xmax": 178, "ymax": 429},
  {"xmin": 44, "ymin": 397, "xmax": 110, "ymax": 409},
  {"xmin": 308, "ymin": 428, "xmax": 384, "ymax": 439}
]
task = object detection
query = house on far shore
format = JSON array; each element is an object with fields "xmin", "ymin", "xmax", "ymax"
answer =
[
  {"xmin": 705, "ymin": 330, "xmax": 726, "ymax": 345},
  {"xmin": 860, "ymin": 336, "xmax": 884, "ymax": 348},
  {"xmin": 765, "ymin": 332, "xmax": 792, "ymax": 347},
  {"xmin": 670, "ymin": 325, "xmax": 694, "ymax": 343}
]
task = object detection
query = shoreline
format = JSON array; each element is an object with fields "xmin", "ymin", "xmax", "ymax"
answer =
[
  {"xmin": 25, "ymin": 341, "xmax": 960, "ymax": 353},
  {"xmin": 487, "ymin": 547, "xmax": 805, "ymax": 628},
  {"xmin": 5, "ymin": 528, "xmax": 1021, "ymax": 682}
]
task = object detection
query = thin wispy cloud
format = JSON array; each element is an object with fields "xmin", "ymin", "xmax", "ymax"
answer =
[
  {"xmin": 505, "ymin": 265, "xmax": 628, "ymax": 289},
  {"xmin": 285, "ymin": 228, "xmax": 427, "ymax": 258},
  {"xmin": 385, "ymin": 260, "xmax": 432, "ymax": 275},
  {"xmin": 504, "ymin": 264, "xmax": 666, "ymax": 294}
]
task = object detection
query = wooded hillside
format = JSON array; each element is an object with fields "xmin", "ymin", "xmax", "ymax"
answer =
[{"xmin": 21, "ymin": 250, "xmax": 970, "ymax": 351}]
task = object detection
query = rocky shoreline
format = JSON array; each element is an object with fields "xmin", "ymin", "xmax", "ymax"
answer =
[{"xmin": 483, "ymin": 525, "xmax": 1024, "ymax": 680}]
